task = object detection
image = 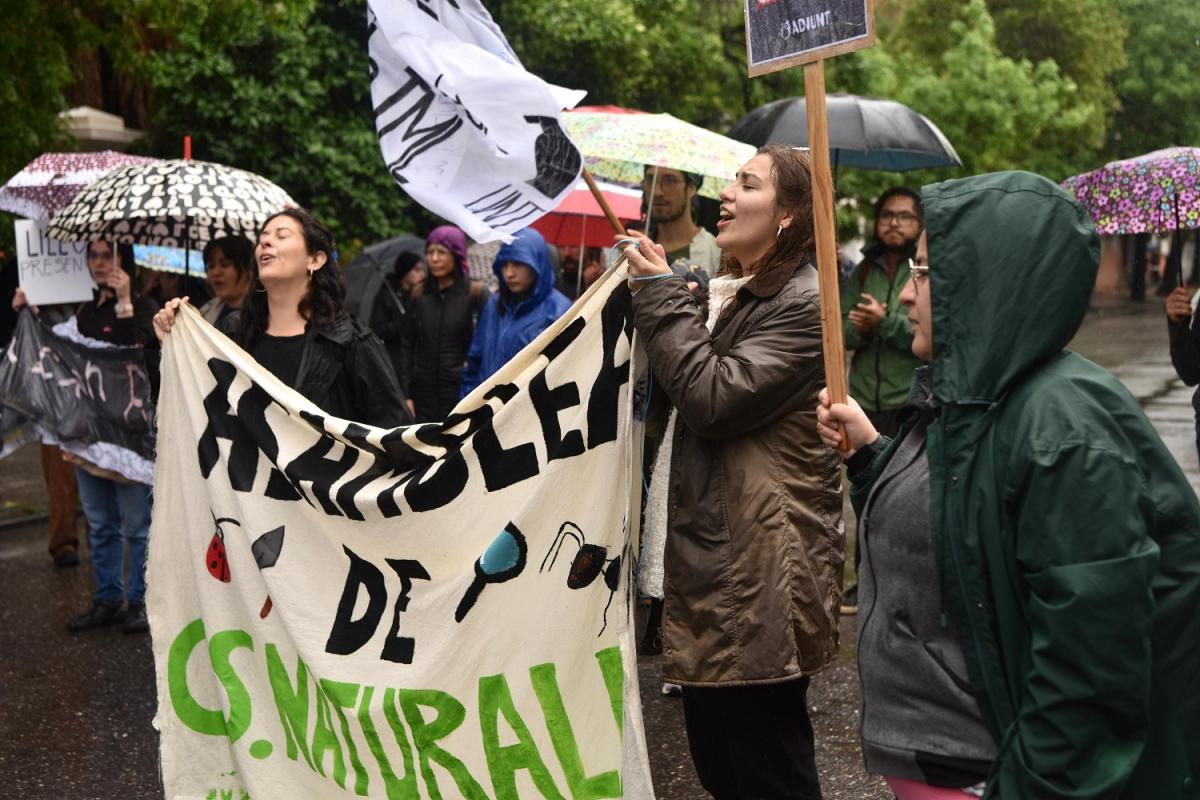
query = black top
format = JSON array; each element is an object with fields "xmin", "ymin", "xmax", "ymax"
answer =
[
  {"xmin": 76, "ymin": 292, "xmax": 159, "ymax": 347},
  {"xmin": 219, "ymin": 310, "xmax": 412, "ymax": 430},
  {"xmin": 250, "ymin": 332, "xmax": 306, "ymax": 389}
]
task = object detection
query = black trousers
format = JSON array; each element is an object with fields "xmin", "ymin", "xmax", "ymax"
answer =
[{"xmin": 682, "ymin": 677, "xmax": 822, "ymax": 800}]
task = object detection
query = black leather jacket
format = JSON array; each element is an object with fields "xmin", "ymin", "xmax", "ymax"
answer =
[
  {"xmin": 219, "ymin": 310, "xmax": 412, "ymax": 429},
  {"xmin": 399, "ymin": 273, "xmax": 485, "ymax": 422}
]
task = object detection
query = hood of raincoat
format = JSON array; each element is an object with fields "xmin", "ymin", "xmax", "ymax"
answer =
[
  {"xmin": 923, "ymin": 171, "xmax": 1100, "ymax": 406},
  {"xmin": 492, "ymin": 227, "xmax": 556, "ymax": 312}
]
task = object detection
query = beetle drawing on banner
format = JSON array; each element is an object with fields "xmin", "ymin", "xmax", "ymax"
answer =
[{"xmin": 540, "ymin": 521, "xmax": 626, "ymax": 636}]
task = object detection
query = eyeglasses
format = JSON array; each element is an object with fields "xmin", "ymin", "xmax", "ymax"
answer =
[
  {"xmin": 907, "ymin": 258, "xmax": 929, "ymax": 286},
  {"xmin": 879, "ymin": 211, "xmax": 919, "ymax": 225}
]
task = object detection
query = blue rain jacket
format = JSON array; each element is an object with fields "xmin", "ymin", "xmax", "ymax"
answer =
[{"xmin": 460, "ymin": 228, "xmax": 571, "ymax": 396}]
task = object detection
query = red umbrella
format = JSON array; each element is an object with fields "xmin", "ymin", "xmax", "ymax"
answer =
[
  {"xmin": 531, "ymin": 179, "xmax": 641, "ymax": 248},
  {"xmin": 0, "ymin": 151, "xmax": 158, "ymax": 223}
]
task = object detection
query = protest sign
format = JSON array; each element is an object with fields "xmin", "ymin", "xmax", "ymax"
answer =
[
  {"xmin": 367, "ymin": 0, "xmax": 586, "ymax": 244},
  {"xmin": 744, "ymin": 0, "xmax": 875, "ymax": 77},
  {"xmin": 744, "ymin": 1, "xmax": 877, "ymax": 445},
  {"xmin": 15, "ymin": 219, "xmax": 95, "ymax": 305},
  {"xmin": 150, "ymin": 269, "xmax": 655, "ymax": 799}
]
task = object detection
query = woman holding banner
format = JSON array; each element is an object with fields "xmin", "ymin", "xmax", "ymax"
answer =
[
  {"xmin": 14, "ymin": 240, "xmax": 161, "ymax": 634},
  {"xmin": 623, "ymin": 144, "xmax": 841, "ymax": 799},
  {"xmin": 155, "ymin": 208, "xmax": 411, "ymax": 430}
]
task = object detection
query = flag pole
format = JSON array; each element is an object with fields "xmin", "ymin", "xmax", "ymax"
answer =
[
  {"xmin": 581, "ymin": 168, "xmax": 626, "ymax": 236},
  {"xmin": 804, "ymin": 60, "xmax": 851, "ymax": 451}
]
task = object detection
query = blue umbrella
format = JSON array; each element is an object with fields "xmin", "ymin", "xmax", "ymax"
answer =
[{"xmin": 132, "ymin": 244, "xmax": 206, "ymax": 275}]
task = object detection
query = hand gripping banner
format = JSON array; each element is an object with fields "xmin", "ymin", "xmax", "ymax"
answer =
[{"xmin": 149, "ymin": 270, "xmax": 655, "ymax": 799}]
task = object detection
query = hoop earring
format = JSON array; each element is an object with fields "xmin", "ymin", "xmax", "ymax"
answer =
[{"xmin": 254, "ymin": 278, "xmax": 267, "ymax": 293}]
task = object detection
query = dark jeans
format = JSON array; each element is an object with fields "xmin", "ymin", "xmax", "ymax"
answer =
[
  {"xmin": 682, "ymin": 677, "xmax": 822, "ymax": 800},
  {"xmin": 75, "ymin": 468, "xmax": 152, "ymax": 606}
]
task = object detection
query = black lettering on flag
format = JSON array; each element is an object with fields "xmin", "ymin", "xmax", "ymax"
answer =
[
  {"xmin": 376, "ymin": 67, "xmax": 463, "ymax": 174},
  {"xmin": 464, "ymin": 185, "xmax": 545, "ymax": 227},
  {"xmin": 381, "ymin": 559, "xmax": 432, "ymax": 664},
  {"xmin": 471, "ymin": 383, "xmax": 539, "ymax": 491}
]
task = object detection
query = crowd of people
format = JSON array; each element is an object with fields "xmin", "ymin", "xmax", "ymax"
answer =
[{"xmin": 6, "ymin": 145, "xmax": 1200, "ymax": 800}]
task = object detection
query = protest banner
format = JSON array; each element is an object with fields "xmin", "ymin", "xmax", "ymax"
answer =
[
  {"xmin": 0, "ymin": 310, "xmax": 155, "ymax": 483},
  {"xmin": 149, "ymin": 268, "xmax": 655, "ymax": 799},
  {"xmin": 744, "ymin": 0, "xmax": 877, "ymax": 448},
  {"xmin": 744, "ymin": 0, "xmax": 875, "ymax": 77},
  {"xmin": 367, "ymin": 0, "xmax": 586, "ymax": 244},
  {"xmin": 14, "ymin": 219, "xmax": 95, "ymax": 305}
]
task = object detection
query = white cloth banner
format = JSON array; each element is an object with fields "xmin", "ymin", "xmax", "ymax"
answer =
[
  {"xmin": 149, "ymin": 271, "xmax": 655, "ymax": 798},
  {"xmin": 367, "ymin": 0, "xmax": 586, "ymax": 244}
]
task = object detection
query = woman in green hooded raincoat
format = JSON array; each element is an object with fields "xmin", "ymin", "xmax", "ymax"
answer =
[{"xmin": 818, "ymin": 171, "xmax": 1200, "ymax": 800}]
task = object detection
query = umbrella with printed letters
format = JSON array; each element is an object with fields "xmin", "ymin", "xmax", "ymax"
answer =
[{"xmin": 46, "ymin": 158, "xmax": 295, "ymax": 248}]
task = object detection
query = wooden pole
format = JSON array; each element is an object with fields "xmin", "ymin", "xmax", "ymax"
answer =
[
  {"xmin": 581, "ymin": 167, "xmax": 627, "ymax": 237},
  {"xmin": 804, "ymin": 59, "xmax": 851, "ymax": 451}
]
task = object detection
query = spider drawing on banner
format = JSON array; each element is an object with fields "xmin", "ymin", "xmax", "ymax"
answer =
[{"xmin": 539, "ymin": 521, "xmax": 627, "ymax": 636}]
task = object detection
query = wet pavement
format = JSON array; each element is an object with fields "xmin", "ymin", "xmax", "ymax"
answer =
[{"xmin": 0, "ymin": 300, "xmax": 1193, "ymax": 799}]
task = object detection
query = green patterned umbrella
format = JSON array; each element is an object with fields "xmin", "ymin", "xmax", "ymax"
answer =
[{"xmin": 562, "ymin": 106, "xmax": 756, "ymax": 200}]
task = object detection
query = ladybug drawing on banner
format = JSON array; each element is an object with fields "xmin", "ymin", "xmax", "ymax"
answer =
[{"xmin": 206, "ymin": 514, "xmax": 241, "ymax": 583}]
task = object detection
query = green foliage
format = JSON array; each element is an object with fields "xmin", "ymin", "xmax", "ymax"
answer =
[
  {"xmin": 0, "ymin": 0, "xmax": 79, "ymax": 258},
  {"xmin": 3, "ymin": 0, "xmax": 1198, "ymax": 263},
  {"xmin": 1108, "ymin": 0, "xmax": 1200, "ymax": 157},
  {"xmin": 134, "ymin": 0, "xmax": 413, "ymax": 258},
  {"xmin": 827, "ymin": 0, "xmax": 1095, "ymax": 235}
]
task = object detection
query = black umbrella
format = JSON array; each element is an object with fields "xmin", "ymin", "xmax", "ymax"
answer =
[
  {"xmin": 729, "ymin": 94, "xmax": 962, "ymax": 172},
  {"xmin": 344, "ymin": 234, "xmax": 425, "ymax": 322}
]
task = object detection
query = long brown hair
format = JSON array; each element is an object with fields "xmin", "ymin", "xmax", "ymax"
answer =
[{"xmin": 721, "ymin": 143, "xmax": 816, "ymax": 278}]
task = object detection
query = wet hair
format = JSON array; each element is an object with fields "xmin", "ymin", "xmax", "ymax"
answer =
[
  {"xmin": 721, "ymin": 144, "xmax": 816, "ymax": 279},
  {"xmin": 873, "ymin": 186, "xmax": 924, "ymax": 224},
  {"xmin": 203, "ymin": 236, "xmax": 255, "ymax": 278},
  {"xmin": 237, "ymin": 208, "xmax": 345, "ymax": 344}
]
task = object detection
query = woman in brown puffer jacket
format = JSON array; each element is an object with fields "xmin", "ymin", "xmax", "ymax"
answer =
[{"xmin": 622, "ymin": 144, "xmax": 843, "ymax": 799}]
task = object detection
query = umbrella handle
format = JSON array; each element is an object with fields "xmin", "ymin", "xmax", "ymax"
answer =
[{"xmin": 582, "ymin": 168, "xmax": 627, "ymax": 237}]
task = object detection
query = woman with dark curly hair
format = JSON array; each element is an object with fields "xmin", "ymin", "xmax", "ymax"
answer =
[{"xmin": 155, "ymin": 208, "xmax": 412, "ymax": 429}]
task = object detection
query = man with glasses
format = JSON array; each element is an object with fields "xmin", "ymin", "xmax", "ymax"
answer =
[
  {"xmin": 638, "ymin": 166, "xmax": 721, "ymax": 273},
  {"xmin": 841, "ymin": 187, "xmax": 925, "ymax": 612}
]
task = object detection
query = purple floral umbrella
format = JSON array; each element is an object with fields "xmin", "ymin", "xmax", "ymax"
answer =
[
  {"xmin": 1063, "ymin": 147, "xmax": 1200, "ymax": 236},
  {"xmin": 0, "ymin": 151, "xmax": 158, "ymax": 223}
]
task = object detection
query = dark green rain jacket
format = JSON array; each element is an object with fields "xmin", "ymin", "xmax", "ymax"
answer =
[{"xmin": 851, "ymin": 171, "xmax": 1200, "ymax": 799}]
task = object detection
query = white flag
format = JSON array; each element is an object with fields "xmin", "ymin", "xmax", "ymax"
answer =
[{"xmin": 368, "ymin": 0, "xmax": 586, "ymax": 243}]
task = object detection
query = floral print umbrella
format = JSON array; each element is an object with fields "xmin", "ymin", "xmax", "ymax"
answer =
[
  {"xmin": 1062, "ymin": 147, "xmax": 1200, "ymax": 235},
  {"xmin": 563, "ymin": 107, "xmax": 756, "ymax": 201},
  {"xmin": 0, "ymin": 151, "xmax": 158, "ymax": 223}
]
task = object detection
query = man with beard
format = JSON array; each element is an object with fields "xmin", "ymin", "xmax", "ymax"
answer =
[
  {"xmin": 640, "ymin": 166, "xmax": 721, "ymax": 272},
  {"xmin": 843, "ymin": 187, "xmax": 925, "ymax": 438},
  {"xmin": 841, "ymin": 187, "xmax": 925, "ymax": 613}
]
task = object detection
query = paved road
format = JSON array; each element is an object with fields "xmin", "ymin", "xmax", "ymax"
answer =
[{"xmin": 0, "ymin": 301, "xmax": 1192, "ymax": 799}]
